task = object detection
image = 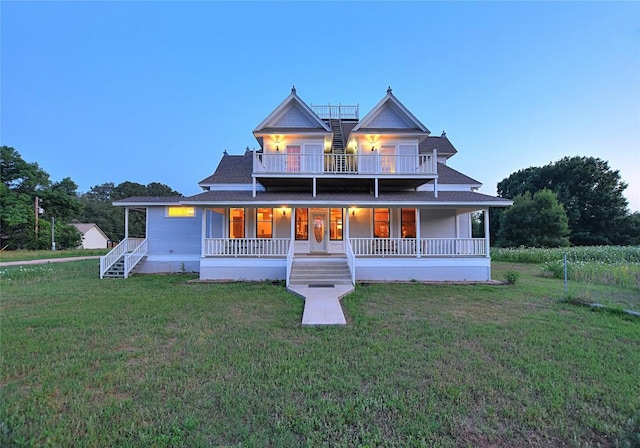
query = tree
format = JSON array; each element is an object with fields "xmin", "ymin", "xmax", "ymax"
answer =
[
  {"xmin": 78, "ymin": 181, "xmax": 181, "ymax": 241},
  {"xmin": 1, "ymin": 146, "xmax": 84, "ymax": 250},
  {"xmin": 497, "ymin": 156, "xmax": 630, "ymax": 245},
  {"xmin": 497, "ymin": 189, "xmax": 570, "ymax": 248}
]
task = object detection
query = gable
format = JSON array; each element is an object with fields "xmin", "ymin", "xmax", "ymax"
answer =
[
  {"xmin": 352, "ymin": 90, "xmax": 430, "ymax": 134},
  {"xmin": 368, "ymin": 104, "xmax": 415, "ymax": 129},
  {"xmin": 272, "ymin": 103, "xmax": 318, "ymax": 128},
  {"xmin": 253, "ymin": 88, "xmax": 331, "ymax": 134}
]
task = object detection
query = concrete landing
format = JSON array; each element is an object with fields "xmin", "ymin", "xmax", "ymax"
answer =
[{"xmin": 288, "ymin": 284, "xmax": 354, "ymax": 326}]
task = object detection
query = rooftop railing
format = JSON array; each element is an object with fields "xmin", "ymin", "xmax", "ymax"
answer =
[{"xmin": 310, "ymin": 104, "xmax": 359, "ymax": 120}]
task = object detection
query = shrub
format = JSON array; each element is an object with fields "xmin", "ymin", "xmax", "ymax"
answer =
[{"xmin": 504, "ymin": 270, "xmax": 520, "ymax": 285}]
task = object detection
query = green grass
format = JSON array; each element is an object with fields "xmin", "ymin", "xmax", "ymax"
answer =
[
  {"xmin": 0, "ymin": 249, "xmax": 109, "ymax": 262},
  {"xmin": 1, "ymin": 261, "xmax": 639, "ymax": 447}
]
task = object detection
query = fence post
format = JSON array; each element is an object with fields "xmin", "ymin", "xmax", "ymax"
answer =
[{"xmin": 563, "ymin": 253, "xmax": 568, "ymax": 298}]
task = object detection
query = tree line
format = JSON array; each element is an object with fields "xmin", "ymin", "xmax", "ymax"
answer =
[
  {"xmin": 485, "ymin": 156, "xmax": 640, "ymax": 247},
  {"xmin": 3, "ymin": 146, "xmax": 638, "ymax": 251},
  {"xmin": 1, "ymin": 146, "xmax": 180, "ymax": 250}
]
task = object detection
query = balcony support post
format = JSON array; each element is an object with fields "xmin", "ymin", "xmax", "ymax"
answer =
[
  {"xmin": 374, "ymin": 178, "xmax": 379, "ymax": 198},
  {"xmin": 124, "ymin": 207, "xmax": 129, "ymax": 239},
  {"xmin": 484, "ymin": 208, "xmax": 490, "ymax": 258},
  {"xmin": 313, "ymin": 177, "xmax": 317, "ymax": 198}
]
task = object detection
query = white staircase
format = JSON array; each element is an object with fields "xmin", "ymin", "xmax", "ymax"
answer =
[
  {"xmin": 288, "ymin": 256, "xmax": 352, "ymax": 286},
  {"xmin": 100, "ymin": 238, "xmax": 148, "ymax": 279}
]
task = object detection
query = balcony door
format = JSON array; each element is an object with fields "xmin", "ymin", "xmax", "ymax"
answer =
[{"xmin": 310, "ymin": 209, "xmax": 329, "ymax": 252}]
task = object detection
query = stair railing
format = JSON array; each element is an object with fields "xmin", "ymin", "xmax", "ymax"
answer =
[
  {"xmin": 100, "ymin": 237, "xmax": 146, "ymax": 279},
  {"xmin": 285, "ymin": 238, "xmax": 295, "ymax": 287},
  {"xmin": 100, "ymin": 239, "xmax": 128, "ymax": 278},
  {"xmin": 345, "ymin": 239, "xmax": 356, "ymax": 286},
  {"xmin": 123, "ymin": 238, "xmax": 148, "ymax": 279}
]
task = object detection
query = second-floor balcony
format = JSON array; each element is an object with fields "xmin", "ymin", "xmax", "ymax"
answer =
[{"xmin": 253, "ymin": 151, "xmax": 437, "ymax": 177}]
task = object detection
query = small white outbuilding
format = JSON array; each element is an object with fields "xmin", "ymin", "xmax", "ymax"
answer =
[{"xmin": 69, "ymin": 223, "xmax": 109, "ymax": 249}]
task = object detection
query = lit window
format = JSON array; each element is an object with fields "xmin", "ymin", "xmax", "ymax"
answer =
[
  {"xmin": 373, "ymin": 208, "xmax": 390, "ymax": 238},
  {"xmin": 229, "ymin": 208, "xmax": 245, "ymax": 238},
  {"xmin": 256, "ymin": 208, "xmax": 273, "ymax": 238},
  {"xmin": 295, "ymin": 208, "xmax": 308, "ymax": 240},
  {"xmin": 330, "ymin": 208, "xmax": 343, "ymax": 241},
  {"xmin": 167, "ymin": 206, "xmax": 195, "ymax": 217},
  {"xmin": 401, "ymin": 209, "xmax": 416, "ymax": 238}
]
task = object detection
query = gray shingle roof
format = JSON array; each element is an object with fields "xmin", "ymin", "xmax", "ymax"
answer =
[
  {"xmin": 113, "ymin": 196, "xmax": 184, "ymax": 205},
  {"xmin": 198, "ymin": 152, "xmax": 253, "ymax": 185},
  {"xmin": 437, "ymin": 163, "xmax": 481, "ymax": 185},
  {"xmin": 420, "ymin": 136, "xmax": 458, "ymax": 155}
]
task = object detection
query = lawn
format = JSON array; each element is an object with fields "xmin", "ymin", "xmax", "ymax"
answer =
[
  {"xmin": 1, "ymin": 260, "xmax": 639, "ymax": 447},
  {"xmin": 0, "ymin": 249, "xmax": 109, "ymax": 262}
]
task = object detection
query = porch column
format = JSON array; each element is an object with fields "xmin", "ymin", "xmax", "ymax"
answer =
[
  {"xmin": 415, "ymin": 208, "xmax": 421, "ymax": 258},
  {"xmin": 345, "ymin": 207, "xmax": 350, "ymax": 242},
  {"xmin": 290, "ymin": 207, "xmax": 295, "ymax": 239},
  {"xmin": 252, "ymin": 178, "xmax": 256, "ymax": 198},
  {"xmin": 374, "ymin": 178, "xmax": 379, "ymax": 198},
  {"xmin": 313, "ymin": 178, "xmax": 317, "ymax": 197},
  {"xmin": 124, "ymin": 207, "xmax": 129, "ymax": 239},
  {"xmin": 201, "ymin": 208, "xmax": 206, "ymax": 257},
  {"xmin": 484, "ymin": 208, "xmax": 490, "ymax": 258}
]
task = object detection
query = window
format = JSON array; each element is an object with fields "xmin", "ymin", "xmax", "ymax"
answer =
[
  {"xmin": 229, "ymin": 208, "xmax": 245, "ymax": 238},
  {"xmin": 286, "ymin": 145, "xmax": 301, "ymax": 172},
  {"xmin": 373, "ymin": 208, "xmax": 390, "ymax": 238},
  {"xmin": 256, "ymin": 208, "xmax": 273, "ymax": 238},
  {"xmin": 295, "ymin": 208, "xmax": 308, "ymax": 240},
  {"xmin": 166, "ymin": 206, "xmax": 195, "ymax": 217},
  {"xmin": 330, "ymin": 208, "xmax": 343, "ymax": 240},
  {"xmin": 401, "ymin": 209, "xmax": 416, "ymax": 238}
]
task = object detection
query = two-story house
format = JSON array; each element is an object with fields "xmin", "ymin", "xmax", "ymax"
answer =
[{"xmin": 100, "ymin": 87, "xmax": 512, "ymax": 284}]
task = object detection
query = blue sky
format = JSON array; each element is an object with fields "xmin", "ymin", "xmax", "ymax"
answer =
[{"xmin": 2, "ymin": 1, "xmax": 639, "ymax": 211}]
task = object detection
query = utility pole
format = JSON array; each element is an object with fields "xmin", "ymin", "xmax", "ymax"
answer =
[{"xmin": 35, "ymin": 196, "xmax": 42, "ymax": 239}]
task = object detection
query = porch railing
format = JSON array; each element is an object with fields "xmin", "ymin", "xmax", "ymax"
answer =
[
  {"xmin": 203, "ymin": 238, "xmax": 290, "ymax": 257},
  {"xmin": 253, "ymin": 152, "xmax": 436, "ymax": 176},
  {"xmin": 100, "ymin": 237, "xmax": 145, "ymax": 278},
  {"xmin": 350, "ymin": 238, "xmax": 486, "ymax": 257}
]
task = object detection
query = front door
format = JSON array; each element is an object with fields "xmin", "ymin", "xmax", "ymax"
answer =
[{"xmin": 310, "ymin": 210, "xmax": 328, "ymax": 252}]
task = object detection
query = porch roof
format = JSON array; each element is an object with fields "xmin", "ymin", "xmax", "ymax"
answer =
[
  {"xmin": 113, "ymin": 190, "xmax": 511, "ymax": 208},
  {"xmin": 177, "ymin": 190, "xmax": 512, "ymax": 208}
]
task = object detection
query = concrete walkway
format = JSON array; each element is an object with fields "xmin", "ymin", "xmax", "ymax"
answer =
[
  {"xmin": 288, "ymin": 284, "xmax": 354, "ymax": 326},
  {"xmin": 0, "ymin": 256, "xmax": 101, "ymax": 267}
]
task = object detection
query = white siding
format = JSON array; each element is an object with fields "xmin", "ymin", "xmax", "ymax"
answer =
[
  {"xmin": 80, "ymin": 227, "xmax": 108, "ymax": 249},
  {"xmin": 420, "ymin": 209, "xmax": 456, "ymax": 238}
]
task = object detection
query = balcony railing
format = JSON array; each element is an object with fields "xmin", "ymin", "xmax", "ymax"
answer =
[
  {"xmin": 253, "ymin": 152, "xmax": 436, "ymax": 176},
  {"xmin": 350, "ymin": 238, "xmax": 487, "ymax": 257},
  {"xmin": 204, "ymin": 238, "xmax": 290, "ymax": 257}
]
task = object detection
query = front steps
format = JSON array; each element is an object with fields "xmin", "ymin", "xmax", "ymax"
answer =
[
  {"xmin": 102, "ymin": 255, "xmax": 146, "ymax": 279},
  {"xmin": 289, "ymin": 256, "xmax": 352, "ymax": 286}
]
